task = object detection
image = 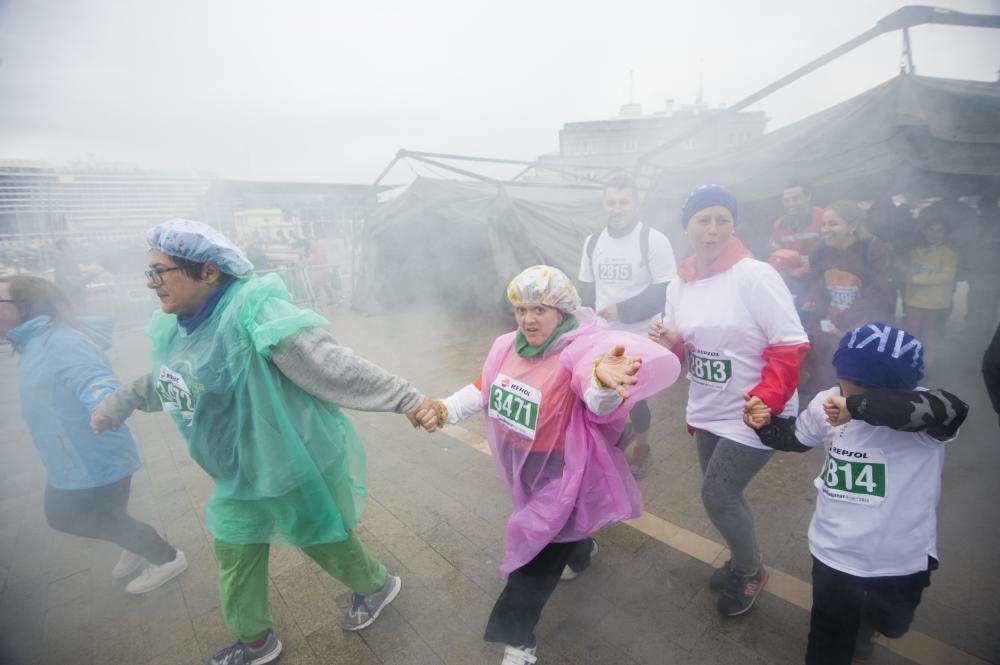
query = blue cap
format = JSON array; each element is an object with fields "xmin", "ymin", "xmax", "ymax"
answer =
[
  {"xmin": 833, "ymin": 322, "xmax": 925, "ymax": 390},
  {"xmin": 682, "ymin": 184, "xmax": 738, "ymax": 228}
]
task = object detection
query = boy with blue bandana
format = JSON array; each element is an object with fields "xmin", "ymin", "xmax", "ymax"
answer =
[{"xmin": 744, "ymin": 322, "xmax": 968, "ymax": 665}]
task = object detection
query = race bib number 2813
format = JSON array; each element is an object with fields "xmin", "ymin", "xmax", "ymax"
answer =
[{"xmin": 687, "ymin": 349, "xmax": 733, "ymax": 391}]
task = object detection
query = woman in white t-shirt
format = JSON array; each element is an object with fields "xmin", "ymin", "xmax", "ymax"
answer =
[{"xmin": 649, "ymin": 184, "xmax": 810, "ymax": 616}]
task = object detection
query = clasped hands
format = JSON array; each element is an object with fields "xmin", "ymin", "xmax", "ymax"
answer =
[
  {"xmin": 407, "ymin": 344, "xmax": 643, "ymax": 434},
  {"xmin": 742, "ymin": 393, "xmax": 852, "ymax": 430}
]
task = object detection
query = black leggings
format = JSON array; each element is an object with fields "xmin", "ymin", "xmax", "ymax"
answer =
[
  {"xmin": 44, "ymin": 475, "xmax": 176, "ymax": 565},
  {"xmin": 806, "ymin": 556, "xmax": 933, "ymax": 665},
  {"xmin": 484, "ymin": 539, "xmax": 594, "ymax": 647}
]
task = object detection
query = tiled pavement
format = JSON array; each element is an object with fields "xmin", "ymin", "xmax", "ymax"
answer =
[{"xmin": 1, "ymin": 303, "xmax": 998, "ymax": 665}]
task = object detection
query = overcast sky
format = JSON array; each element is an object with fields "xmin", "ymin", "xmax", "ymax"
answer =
[{"xmin": 1, "ymin": 0, "xmax": 998, "ymax": 183}]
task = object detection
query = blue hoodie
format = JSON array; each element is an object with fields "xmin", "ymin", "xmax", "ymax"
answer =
[{"xmin": 6, "ymin": 316, "xmax": 141, "ymax": 490}]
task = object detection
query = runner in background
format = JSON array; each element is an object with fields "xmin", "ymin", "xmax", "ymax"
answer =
[
  {"xmin": 770, "ymin": 180, "xmax": 824, "ymax": 268},
  {"xmin": 903, "ymin": 214, "xmax": 957, "ymax": 366},
  {"xmin": 649, "ymin": 184, "xmax": 809, "ymax": 617},
  {"xmin": 415, "ymin": 266, "xmax": 680, "ymax": 665},
  {"xmin": 745, "ymin": 322, "xmax": 968, "ymax": 665},
  {"xmin": 578, "ymin": 175, "xmax": 677, "ymax": 477},
  {"xmin": 0, "ymin": 275, "xmax": 187, "ymax": 595},
  {"xmin": 801, "ymin": 201, "xmax": 894, "ymax": 398},
  {"xmin": 91, "ymin": 219, "xmax": 435, "ymax": 665}
]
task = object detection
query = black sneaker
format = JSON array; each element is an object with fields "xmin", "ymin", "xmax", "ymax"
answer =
[
  {"xmin": 717, "ymin": 565, "xmax": 769, "ymax": 616},
  {"xmin": 708, "ymin": 559, "xmax": 739, "ymax": 593},
  {"xmin": 853, "ymin": 626, "xmax": 876, "ymax": 661},
  {"xmin": 560, "ymin": 538, "xmax": 599, "ymax": 581}
]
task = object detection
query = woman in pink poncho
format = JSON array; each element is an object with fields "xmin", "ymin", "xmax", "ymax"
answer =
[{"xmin": 416, "ymin": 265, "xmax": 680, "ymax": 665}]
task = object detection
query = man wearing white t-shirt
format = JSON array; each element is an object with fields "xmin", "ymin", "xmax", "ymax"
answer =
[
  {"xmin": 745, "ymin": 322, "xmax": 968, "ymax": 665},
  {"xmin": 578, "ymin": 175, "xmax": 677, "ymax": 477}
]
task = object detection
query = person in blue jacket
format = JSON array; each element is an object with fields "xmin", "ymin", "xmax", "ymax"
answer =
[{"xmin": 0, "ymin": 275, "xmax": 187, "ymax": 594}]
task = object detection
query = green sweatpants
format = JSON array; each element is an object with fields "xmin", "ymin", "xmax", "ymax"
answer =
[{"xmin": 215, "ymin": 532, "xmax": 387, "ymax": 642}]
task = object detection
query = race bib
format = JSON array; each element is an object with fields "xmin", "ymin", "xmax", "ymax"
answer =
[
  {"xmin": 818, "ymin": 445, "xmax": 887, "ymax": 507},
  {"xmin": 686, "ymin": 347, "xmax": 733, "ymax": 391},
  {"xmin": 488, "ymin": 373, "xmax": 541, "ymax": 440},
  {"xmin": 155, "ymin": 365, "xmax": 195, "ymax": 424},
  {"xmin": 824, "ymin": 269, "xmax": 861, "ymax": 312},
  {"xmin": 597, "ymin": 261, "xmax": 633, "ymax": 281}
]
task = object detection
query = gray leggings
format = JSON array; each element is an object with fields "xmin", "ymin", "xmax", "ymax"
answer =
[{"xmin": 695, "ymin": 430, "xmax": 774, "ymax": 574}]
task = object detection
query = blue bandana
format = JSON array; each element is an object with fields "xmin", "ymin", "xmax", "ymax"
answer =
[
  {"xmin": 833, "ymin": 322, "xmax": 925, "ymax": 390},
  {"xmin": 177, "ymin": 278, "xmax": 236, "ymax": 334}
]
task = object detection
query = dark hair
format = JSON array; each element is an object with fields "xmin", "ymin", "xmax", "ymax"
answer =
[
  {"xmin": 0, "ymin": 275, "xmax": 80, "ymax": 330},
  {"xmin": 783, "ymin": 179, "xmax": 813, "ymax": 196},
  {"xmin": 169, "ymin": 255, "xmax": 235, "ymax": 284},
  {"xmin": 604, "ymin": 174, "xmax": 638, "ymax": 193},
  {"xmin": 825, "ymin": 200, "xmax": 865, "ymax": 228}
]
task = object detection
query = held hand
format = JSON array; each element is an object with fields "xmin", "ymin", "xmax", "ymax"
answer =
[
  {"xmin": 414, "ymin": 401, "xmax": 445, "ymax": 433},
  {"xmin": 598, "ymin": 303, "xmax": 620, "ymax": 322},
  {"xmin": 742, "ymin": 394, "xmax": 772, "ymax": 429},
  {"xmin": 90, "ymin": 406, "xmax": 120, "ymax": 434},
  {"xmin": 823, "ymin": 395, "xmax": 851, "ymax": 426},
  {"xmin": 595, "ymin": 344, "xmax": 642, "ymax": 400},
  {"xmin": 648, "ymin": 321, "xmax": 679, "ymax": 349},
  {"xmin": 406, "ymin": 398, "xmax": 438, "ymax": 431}
]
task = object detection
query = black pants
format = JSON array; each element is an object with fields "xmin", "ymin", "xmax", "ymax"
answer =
[
  {"xmin": 806, "ymin": 556, "xmax": 934, "ymax": 665},
  {"xmin": 44, "ymin": 475, "xmax": 176, "ymax": 565},
  {"xmin": 630, "ymin": 399, "xmax": 651, "ymax": 434},
  {"xmin": 484, "ymin": 539, "xmax": 594, "ymax": 647}
]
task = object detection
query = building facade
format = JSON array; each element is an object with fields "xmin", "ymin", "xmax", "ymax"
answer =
[{"xmin": 558, "ymin": 102, "xmax": 768, "ymax": 173}]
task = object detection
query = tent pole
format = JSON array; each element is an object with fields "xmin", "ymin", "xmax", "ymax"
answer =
[{"xmin": 635, "ymin": 5, "xmax": 1000, "ymax": 174}]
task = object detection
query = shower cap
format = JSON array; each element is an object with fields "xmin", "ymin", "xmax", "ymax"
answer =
[
  {"xmin": 146, "ymin": 219, "xmax": 255, "ymax": 278},
  {"xmin": 506, "ymin": 265, "xmax": 581, "ymax": 314}
]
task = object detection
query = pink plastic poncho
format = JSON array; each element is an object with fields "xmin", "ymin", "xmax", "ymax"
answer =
[{"xmin": 480, "ymin": 308, "xmax": 681, "ymax": 573}]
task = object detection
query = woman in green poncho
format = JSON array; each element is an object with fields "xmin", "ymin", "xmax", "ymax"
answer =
[{"xmin": 92, "ymin": 219, "xmax": 433, "ymax": 665}]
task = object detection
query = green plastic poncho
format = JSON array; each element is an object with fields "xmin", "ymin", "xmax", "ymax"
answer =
[{"xmin": 147, "ymin": 273, "xmax": 368, "ymax": 546}]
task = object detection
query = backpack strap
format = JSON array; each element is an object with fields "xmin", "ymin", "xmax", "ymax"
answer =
[
  {"xmin": 586, "ymin": 230, "xmax": 601, "ymax": 276},
  {"xmin": 640, "ymin": 223, "xmax": 651, "ymax": 269}
]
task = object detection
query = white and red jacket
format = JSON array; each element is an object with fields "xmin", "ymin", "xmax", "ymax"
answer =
[
  {"xmin": 770, "ymin": 207, "xmax": 824, "ymax": 269},
  {"xmin": 664, "ymin": 237, "xmax": 810, "ymax": 449}
]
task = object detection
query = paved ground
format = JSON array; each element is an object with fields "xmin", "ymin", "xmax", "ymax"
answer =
[{"xmin": 0, "ymin": 302, "xmax": 998, "ymax": 665}]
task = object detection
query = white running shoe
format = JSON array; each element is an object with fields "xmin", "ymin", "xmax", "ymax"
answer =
[
  {"xmin": 501, "ymin": 644, "xmax": 537, "ymax": 665},
  {"xmin": 125, "ymin": 549, "xmax": 188, "ymax": 594},
  {"xmin": 112, "ymin": 550, "xmax": 145, "ymax": 580}
]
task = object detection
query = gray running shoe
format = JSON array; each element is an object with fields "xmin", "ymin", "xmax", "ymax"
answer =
[
  {"xmin": 341, "ymin": 574, "xmax": 401, "ymax": 631},
  {"xmin": 208, "ymin": 630, "xmax": 282, "ymax": 665},
  {"xmin": 708, "ymin": 559, "xmax": 739, "ymax": 592},
  {"xmin": 717, "ymin": 565, "xmax": 769, "ymax": 616}
]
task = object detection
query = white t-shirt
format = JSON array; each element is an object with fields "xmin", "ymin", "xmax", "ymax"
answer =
[
  {"xmin": 796, "ymin": 387, "xmax": 951, "ymax": 577},
  {"xmin": 663, "ymin": 257, "xmax": 807, "ymax": 449},
  {"xmin": 578, "ymin": 222, "xmax": 677, "ymax": 334}
]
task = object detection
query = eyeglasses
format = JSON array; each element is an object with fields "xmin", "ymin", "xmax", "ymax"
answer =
[{"xmin": 144, "ymin": 267, "xmax": 183, "ymax": 287}]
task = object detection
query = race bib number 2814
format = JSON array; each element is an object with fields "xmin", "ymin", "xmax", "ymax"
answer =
[{"xmin": 818, "ymin": 446, "xmax": 887, "ymax": 507}]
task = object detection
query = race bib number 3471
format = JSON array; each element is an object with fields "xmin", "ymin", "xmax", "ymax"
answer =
[
  {"xmin": 488, "ymin": 373, "xmax": 541, "ymax": 440},
  {"xmin": 817, "ymin": 446, "xmax": 887, "ymax": 507}
]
